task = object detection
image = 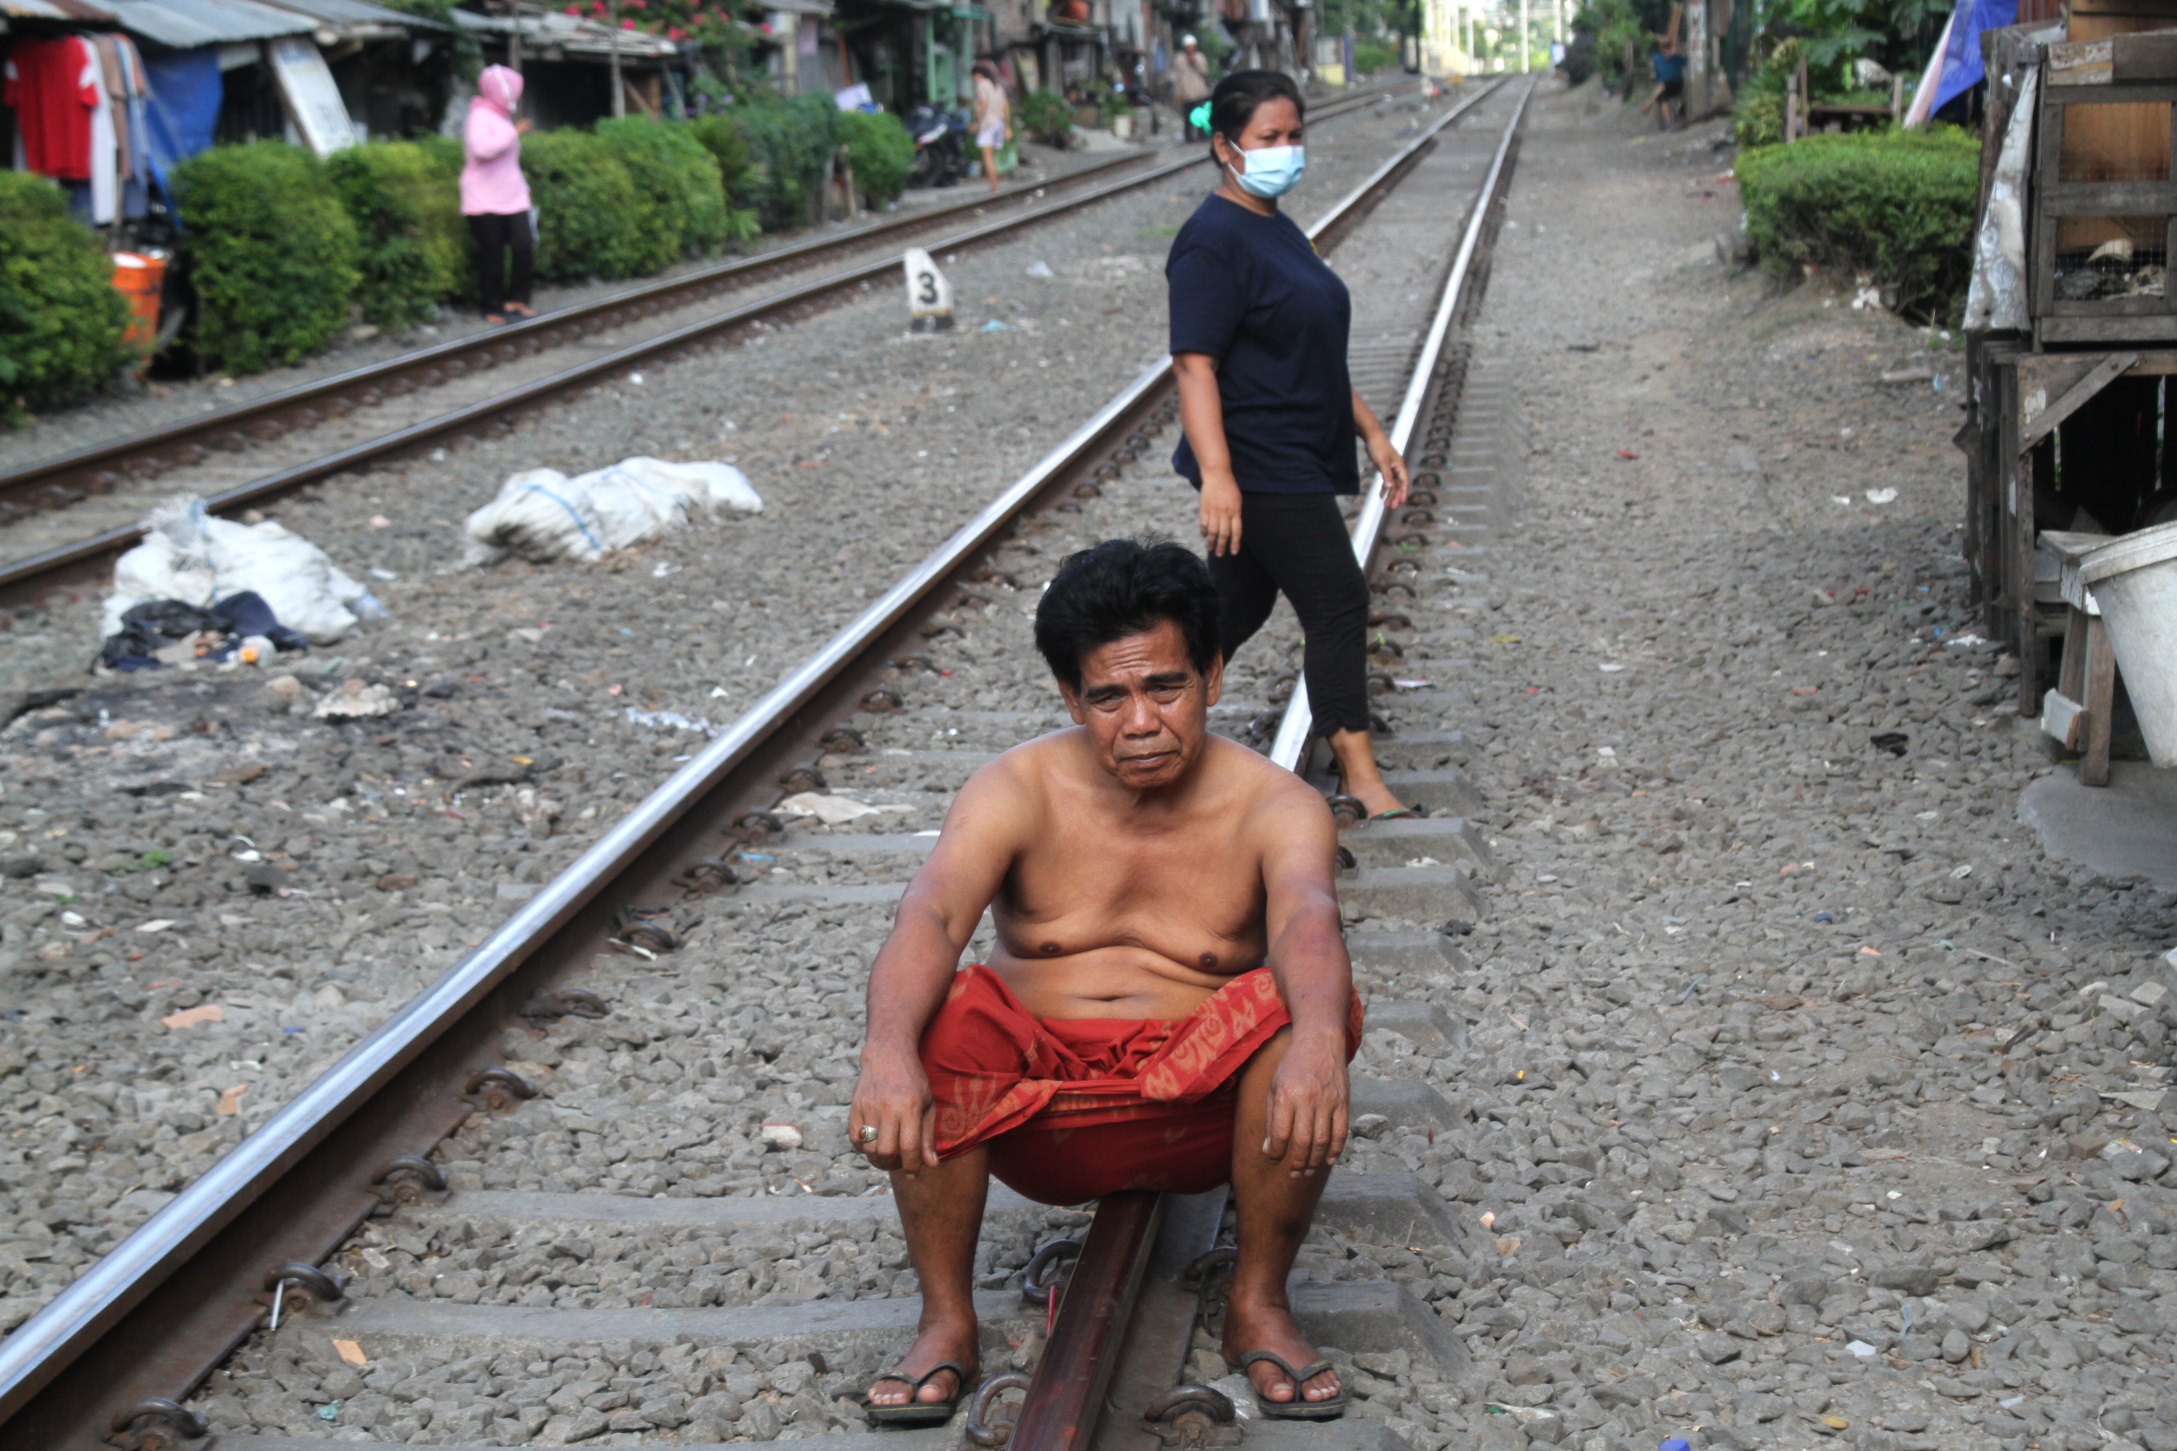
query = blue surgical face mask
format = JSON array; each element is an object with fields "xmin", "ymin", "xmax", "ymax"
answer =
[{"xmin": 1228, "ymin": 143, "xmax": 1304, "ymax": 199}]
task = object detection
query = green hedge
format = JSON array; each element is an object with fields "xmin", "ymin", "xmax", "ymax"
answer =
[
  {"xmin": 519, "ymin": 128, "xmax": 661, "ymax": 282},
  {"xmin": 689, "ymin": 113, "xmax": 761, "ymax": 214},
  {"xmin": 171, "ymin": 141, "xmax": 360, "ymax": 374},
  {"xmin": 605, "ymin": 114, "xmax": 748, "ymax": 262},
  {"xmin": 0, "ymin": 172, "xmax": 133, "ymax": 425},
  {"xmin": 838, "ymin": 110, "xmax": 913, "ymax": 207},
  {"xmin": 326, "ymin": 140, "xmax": 468, "ymax": 327},
  {"xmin": 1738, "ymin": 127, "xmax": 1980, "ymax": 318},
  {"xmin": 725, "ymin": 94, "xmax": 841, "ymax": 228}
]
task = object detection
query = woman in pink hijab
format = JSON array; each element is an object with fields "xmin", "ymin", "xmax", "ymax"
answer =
[{"xmin": 462, "ymin": 64, "xmax": 535, "ymax": 324}]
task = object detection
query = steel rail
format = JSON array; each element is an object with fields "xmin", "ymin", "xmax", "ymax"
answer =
[
  {"xmin": 0, "ymin": 83, "xmax": 1414, "ymax": 528},
  {"xmin": 0, "ymin": 77, "xmax": 1501, "ymax": 1444},
  {"xmin": 1268, "ymin": 76, "xmax": 1533, "ymax": 773},
  {"xmin": 1002, "ymin": 76, "xmax": 1519, "ymax": 1451},
  {"xmin": 0, "ymin": 85, "xmax": 1418, "ymax": 609}
]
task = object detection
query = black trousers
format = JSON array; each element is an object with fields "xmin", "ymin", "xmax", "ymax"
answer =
[
  {"xmin": 468, "ymin": 211, "xmax": 534, "ymax": 315},
  {"xmin": 1208, "ymin": 490, "xmax": 1372, "ymax": 736}
]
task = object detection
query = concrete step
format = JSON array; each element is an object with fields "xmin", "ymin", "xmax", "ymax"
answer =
[
  {"xmin": 1318, "ymin": 768, "xmax": 1481, "ymax": 817},
  {"xmin": 228, "ymin": 1426, "xmax": 1419, "ymax": 1451},
  {"xmin": 1369, "ymin": 730, "xmax": 1474, "ymax": 771},
  {"xmin": 1345, "ymin": 933, "xmax": 1468, "ymax": 982},
  {"xmin": 1338, "ymin": 814, "xmax": 1492, "ymax": 878}
]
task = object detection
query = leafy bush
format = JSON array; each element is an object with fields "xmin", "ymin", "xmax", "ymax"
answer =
[
  {"xmin": 1352, "ymin": 39, "xmax": 1396, "ymax": 74},
  {"xmin": 689, "ymin": 112, "xmax": 761, "ymax": 212},
  {"xmin": 326, "ymin": 140, "xmax": 467, "ymax": 328},
  {"xmin": 171, "ymin": 141, "xmax": 360, "ymax": 374},
  {"xmin": 723, "ymin": 94, "xmax": 840, "ymax": 228},
  {"xmin": 838, "ymin": 110, "xmax": 914, "ymax": 206},
  {"xmin": 1018, "ymin": 89, "xmax": 1074, "ymax": 147},
  {"xmin": 0, "ymin": 171, "xmax": 133, "ymax": 425},
  {"xmin": 520, "ymin": 128, "xmax": 662, "ymax": 282},
  {"xmin": 597, "ymin": 116, "xmax": 746, "ymax": 262},
  {"xmin": 1737, "ymin": 127, "xmax": 1979, "ymax": 318}
]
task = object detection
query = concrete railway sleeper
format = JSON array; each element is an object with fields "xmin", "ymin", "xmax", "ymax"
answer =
[{"xmin": 0, "ymin": 78, "xmax": 1530, "ymax": 1451}]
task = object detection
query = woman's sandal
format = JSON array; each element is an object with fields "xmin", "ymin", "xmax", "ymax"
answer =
[
  {"xmin": 864, "ymin": 1361, "xmax": 975, "ymax": 1426},
  {"xmin": 1236, "ymin": 1350, "xmax": 1349, "ymax": 1420},
  {"xmin": 1369, "ymin": 806, "xmax": 1425, "ymax": 821},
  {"xmin": 505, "ymin": 302, "xmax": 537, "ymax": 319}
]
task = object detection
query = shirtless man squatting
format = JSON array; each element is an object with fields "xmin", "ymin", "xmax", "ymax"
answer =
[{"xmin": 848, "ymin": 536, "xmax": 1362, "ymax": 1423}]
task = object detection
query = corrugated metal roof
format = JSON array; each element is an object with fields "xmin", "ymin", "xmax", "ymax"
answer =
[
  {"xmin": 259, "ymin": 0, "xmax": 444, "ymax": 31},
  {"xmin": 453, "ymin": 6, "xmax": 682, "ymax": 56},
  {"xmin": 102, "ymin": 0, "xmax": 314, "ymax": 45},
  {"xmin": 0, "ymin": 0, "xmax": 117, "ymax": 20}
]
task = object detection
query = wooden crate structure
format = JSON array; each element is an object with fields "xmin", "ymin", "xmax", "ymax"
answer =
[{"xmin": 2032, "ymin": 30, "xmax": 2177, "ymax": 343}]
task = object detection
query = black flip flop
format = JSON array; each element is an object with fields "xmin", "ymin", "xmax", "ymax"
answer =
[
  {"xmin": 864, "ymin": 1361, "xmax": 974, "ymax": 1426},
  {"xmin": 1237, "ymin": 1350, "xmax": 1349, "ymax": 1421}
]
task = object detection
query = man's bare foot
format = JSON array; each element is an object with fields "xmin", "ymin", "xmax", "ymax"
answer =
[
  {"xmin": 1223, "ymin": 1293, "xmax": 1340, "ymax": 1407},
  {"xmin": 868, "ymin": 1316, "xmax": 979, "ymax": 1407}
]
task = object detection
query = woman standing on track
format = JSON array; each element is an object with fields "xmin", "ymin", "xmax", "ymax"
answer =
[
  {"xmin": 1166, "ymin": 70, "xmax": 1414, "ymax": 821},
  {"xmin": 971, "ymin": 60, "xmax": 1011, "ymax": 197},
  {"xmin": 461, "ymin": 64, "xmax": 536, "ymax": 326}
]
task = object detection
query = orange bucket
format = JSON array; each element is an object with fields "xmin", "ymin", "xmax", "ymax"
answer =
[{"xmin": 112, "ymin": 251, "xmax": 167, "ymax": 371}]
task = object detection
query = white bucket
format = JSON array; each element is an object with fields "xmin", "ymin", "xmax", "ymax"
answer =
[{"xmin": 2080, "ymin": 519, "xmax": 2177, "ymax": 767}]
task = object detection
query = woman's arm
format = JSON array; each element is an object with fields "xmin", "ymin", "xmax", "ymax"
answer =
[
  {"xmin": 1175, "ymin": 351, "xmax": 1242, "ymax": 555},
  {"xmin": 1353, "ymin": 388, "xmax": 1409, "ymax": 509}
]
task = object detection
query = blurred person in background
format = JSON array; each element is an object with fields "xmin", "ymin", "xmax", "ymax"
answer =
[
  {"xmin": 462, "ymin": 64, "xmax": 535, "ymax": 325},
  {"xmin": 1173, "ymin": 34, "xmax": 1211, "ymax": 138},
  {"xmin": 972, "ymin": 60, "xmax": 1011, "ymax": 197}
]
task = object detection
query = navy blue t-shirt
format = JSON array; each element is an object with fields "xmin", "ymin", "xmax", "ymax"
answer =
[{"xmin": 1166, "ymin": 194, "xmax": 1358, "ymax": 495}]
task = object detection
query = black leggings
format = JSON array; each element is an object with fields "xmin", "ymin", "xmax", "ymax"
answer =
[
  {"xmin": 468, "ymin": 210, "xmax": 534, "ymax": 315},
  {"xmin": 1208, "ymin": 491, "xmax": 1372, "ymax": 736}
]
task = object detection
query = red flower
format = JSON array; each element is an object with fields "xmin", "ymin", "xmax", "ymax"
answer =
[
  {"xmin": 667, "ymin": 24, "xmax": 685, "ymax": 37},
  {"xmin": 621, "ymin": 16, "xmax": 635, "ymax": 26}
]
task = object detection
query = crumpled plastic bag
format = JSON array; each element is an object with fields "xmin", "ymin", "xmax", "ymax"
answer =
[
  {"xmin": 103, "ymin": 496, "xmax": 383, "ymax": 646},
  {"xmin": 462, "ymin": 457, "xmax": 763, "ymax": 566}
]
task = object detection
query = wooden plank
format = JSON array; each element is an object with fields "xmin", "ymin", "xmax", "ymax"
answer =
[
  {"xmin": 2020, "ymin": 351, "xmax": 2140, "ymax": 446},
  {"xmin": 2040, "ymin": 312, "xmax": 2177, "ymax": 342},
  {"xmin": 2114, "ymin": 29, "xmax": 2177, "ymax": 79},
  {"xmin": 2083, "ymin": 615, "xmax": 2119, "ymax": 786},
  {"xmin": 2036, "ymin": 180, "xmax": 2177, "ymax": 213}
]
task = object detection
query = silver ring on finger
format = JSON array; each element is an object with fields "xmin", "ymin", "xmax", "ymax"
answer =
[{"xmin": 858, "ymin": 1124, "xmax": 879, "ymax": 1144}]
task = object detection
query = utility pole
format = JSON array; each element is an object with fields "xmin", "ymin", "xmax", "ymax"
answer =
[{"xmin": 609, "ymin": 0, "xmax": 625, "ymax": 117}]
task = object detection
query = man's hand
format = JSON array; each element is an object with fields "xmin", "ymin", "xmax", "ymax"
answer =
[
  {"xmin": 849, "ymin": 1046, "xmax": 939, "ymax": 1172},
  {"xmin": 1261, "ymin": 1033, "xmax": 1348, "ymax": 1177}
]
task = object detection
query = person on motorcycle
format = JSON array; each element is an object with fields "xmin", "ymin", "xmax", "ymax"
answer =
[{"xmin": 973, "ymin": 60, "xmax": 1012, "ymax": 196}]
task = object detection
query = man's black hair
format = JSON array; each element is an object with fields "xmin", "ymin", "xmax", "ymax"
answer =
[
  {"xmin": 1034, "ymin": 537, "xmax": 1223, "ymax": 692},
  {"xmin": 1208, "ymin": 69, "xmax": 1304, "ymax": 155}
]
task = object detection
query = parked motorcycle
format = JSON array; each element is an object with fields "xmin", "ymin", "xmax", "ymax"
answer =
[{"xmin": 905, "ymin": 103, "xmax": 971, "ymax": 188}]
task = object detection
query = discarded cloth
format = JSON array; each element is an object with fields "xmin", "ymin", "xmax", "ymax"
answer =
[
  {"xmin": 920, "ymin": 964, "xmax": 1363, "ymax": 1205},
  {"xmin": 463, "ymin": 457, "xmax": 763, "ymax": 566},
  {"xmin": 105, "ymin": 496, "xmax": 383, "ymax": 646},
  {"xmin": 98, "ymin": 590, "xmax": 310, "ymax": 671}
]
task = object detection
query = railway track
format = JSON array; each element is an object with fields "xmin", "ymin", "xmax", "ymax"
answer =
[
  {"xmin": 0, "ymin": 74, "xmax": 1530, "ymax": 1451},
  {"xmin": 0, "ymin": 81, "xmax": 1416, "ymax": 608}
]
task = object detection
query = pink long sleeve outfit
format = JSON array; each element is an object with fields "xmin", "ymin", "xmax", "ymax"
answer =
[{"xmin": 460, "ymin": 65, "xmax": 531, "ymax": 216}]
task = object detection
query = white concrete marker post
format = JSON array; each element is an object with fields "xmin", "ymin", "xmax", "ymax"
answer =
[{"xmin": 904, "ymin": 247, "xmax": 955, "ymax": 332}]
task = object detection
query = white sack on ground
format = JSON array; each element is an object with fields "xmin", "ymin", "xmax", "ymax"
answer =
[
  {"xmin": 463, "ymin": 457, "xmax": 763, "ymax": 566},
  {"xmin": 103, "ymin": 495, "xmax": 381, "ymax": 645}
]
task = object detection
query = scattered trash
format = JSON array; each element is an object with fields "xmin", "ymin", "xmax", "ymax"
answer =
[
  {"xmin": 775, "ymin": 791, "xmax": 913, "ymax": 825},
  {"xmin": 1851, "ymin": 285, "xmax": 1883, "ymax": 310},
  {"xmin": 1814, "ymin": 911, "xmax": 1833, "ymax": 923},
  {"xmin": 314, "ymin": 681, "xmax": 401, "ymax": 720},
  {"xmin": 1869, "ymin": 731, "xmax": 1909, "ymax": 756},
  {"xmin": 135, "ymin": 919, "xmax": 175, "ymax": 934},
  {"xmin": 1599, "ymin": 663, "xmax": 1626, "ymax": 673},
  {"xmin": 1845, "ymin": 1340, "xmax": 1878, "ymax": 1360},
  {"xmin": 316, "ymin": 1401, "xmax": 340, "ymax": 1422},
  {"xmin": 1864, "ymin": 487, "xmax": 1899, "ymax": 504},
  {"xmin": 105, "ymin": 496, "xmax": 381, "ymax": 648},
  {"xmin": 332, "ymin": 1339, "xmax": 369, "ymax": 1367},
  {"xmin": 162, "ymin": 1004, "xmax": 224, "ymax": 1030},
  {"xmin": 758, "ymin": 1121, "xmax": 804, "ymax": 1150},
  {"xmin": 216, "ymin": 1084, "xmax": 248, "ymax": 1115},
  {"xmin": 905, "ymin": 247, "xmax": 955, "ymax": 330},
  {"xmin": 1615, "ymin": 448, "xmax": 1639, "ymax": 460},
  {"xmin": 979, "ymin": 318, "xmax": 1014, "ymax": 332},
  {"xmin": 1392, "ymin": 678, "xmax": 1435, "ymax": 689},
  {"xmin": 623, "ymin": 707, "xmax": 720, "ymax": 735},
  {"xmin": 1489, "ymin": 634, "xmax": 1523, "ymax": 645},
  {"xmin": 463, "ymin": 457, "xmax": 762, "ymax": 566},
  {"xmin": 1832, "ymin": 495, "xmax": 1853, "ymax": 505},
  {"xmin": 1025, "ymin": 259, "xmax": 1055, "ymax": 279},
  {"xmin": 1944, "ymin": 632, "xmax": 1989, "ymax": 648}
]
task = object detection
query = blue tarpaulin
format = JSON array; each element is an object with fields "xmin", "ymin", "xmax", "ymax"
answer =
[
  {"xmin": 1930, "ymin": 0, "xmax": 2017, "ymax": 116},
  {"xmin": 140, "ymin": 45, "xmax": 220, "ymax": 220}
]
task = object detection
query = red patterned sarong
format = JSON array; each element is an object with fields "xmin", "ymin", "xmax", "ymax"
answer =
[{"xmin": 920, "ymin": 965, "xmax": 1364, "ymax": 1205}]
